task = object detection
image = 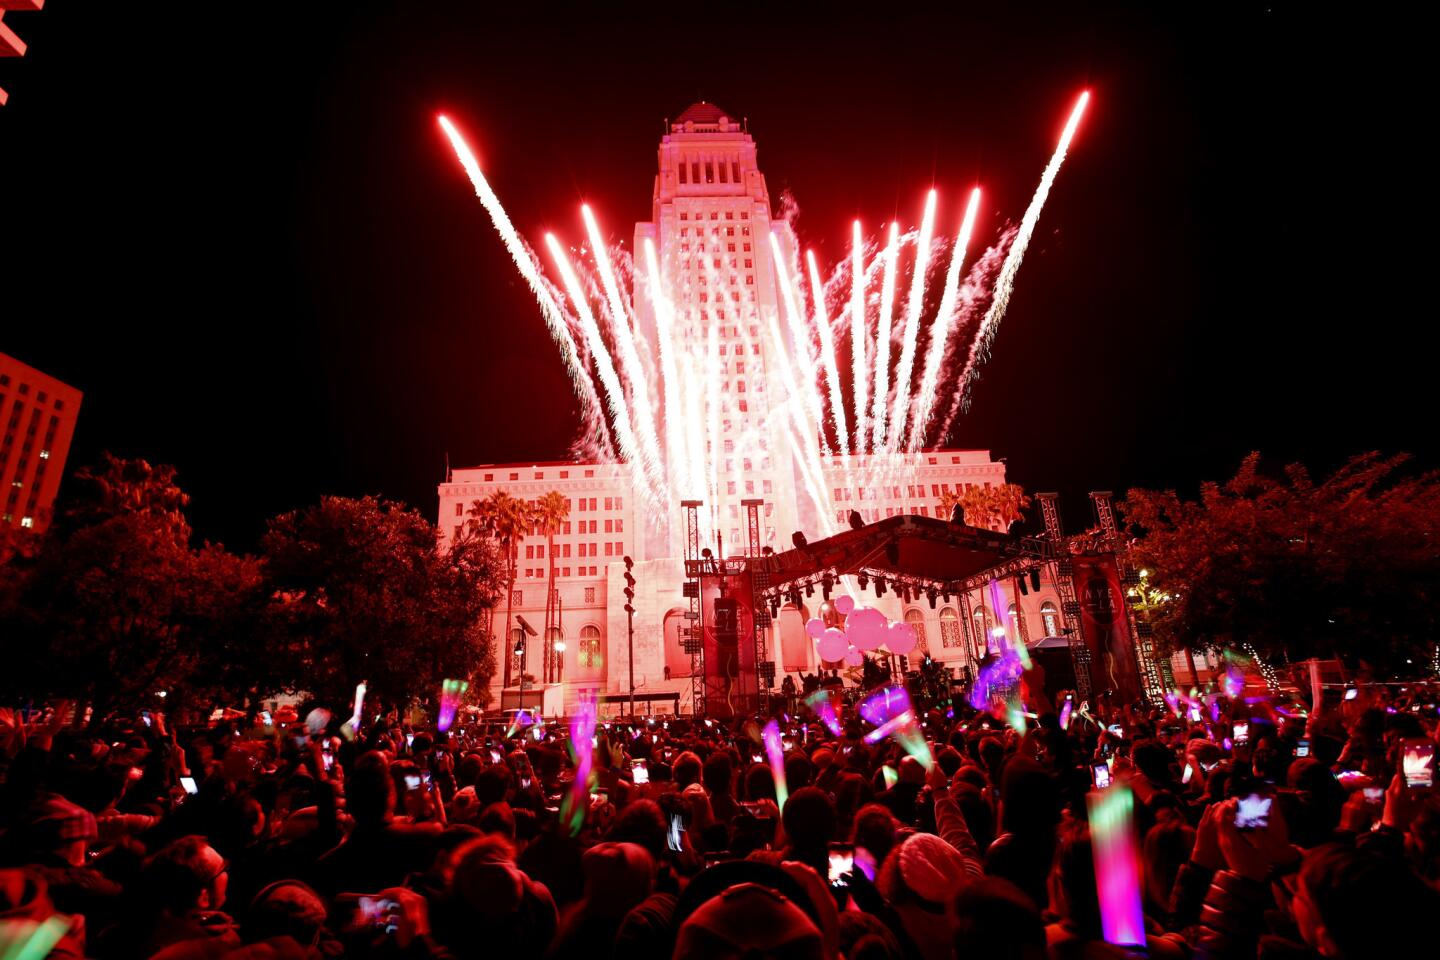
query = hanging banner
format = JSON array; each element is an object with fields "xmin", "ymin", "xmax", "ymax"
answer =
[{"xmin": 1072, "ymin": 556, "xmax": 1143, "ymax": 703}]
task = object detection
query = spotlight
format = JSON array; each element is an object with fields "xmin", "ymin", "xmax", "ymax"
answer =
[
  {"xmin": 805, "ymin": 582, "xmax": 814, "ymax": 598},
  {"xmin": 821, "ymin": 576, "xmax": 833, "ymax": 599},
  {"xmin": 792, "ymin": 531, "xmax": 808, "ymax": 549},
  {"xmin": 941, "ymin": 587, "xmax": 952, "ymax": 603},
  {"xmin": 876, "ymin": 579, "xmax": 887, "ymax": 597},
  {"xmin": 848, "ymin": 510, "xmax": 864, "ymax": 531},
  {"xmin": 927, "ymin": 588, "xmax": 938, "ymax": 609},
  {"xmin": 762, "ymin": 546, "xmax": 774, "ymax": 556},
  {"xmin": 857, "ymin": 573, "xmax": 869, "ymax": 590},
  {"xmin": 1030, "ymin": 569, "xmax": 1041, "ymax": 592},
  {"xmin": 1018, "ymin": 576, "xmax": 1029, "ymax": 596},
  {"xmin": 701, "ymin": 547, "xmax": 713, "ymax": 559}
]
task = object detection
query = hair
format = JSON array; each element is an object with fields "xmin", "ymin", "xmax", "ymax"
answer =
[
  {"xmin": 141, "ymin": 836, "xmax": 221, "ymax": 914},
  {"xmin": 344, "ymin": 751, "xmax": 395, "ymax": 824},
  {"xmin": 852, "ymin": 803, "xmax": 899, "ymax": 866},
  {"xmin": 673, "ymin": 751, "xmax": 702, "ymax": 788},
  {"xmin": 1142, "ymin": 813, "xmax": 1195, "ymax": 916},
  {"xmin": 782, "ymin": 787, "xmax": 836, "ymax": 857},
  {"xmin": 784, "ymin": 752, "xmax": 813, "ymax": 791},
  {"xmin": 702, "ymin": 751, "xmax": 733, "ymax": 796},
  {"xmin": 479, "ymin": 802, "xmax": 516, "ymax": 840},
  {"xmin": 606, "ymin": 799, "xmax": 668, "ymax": 860},
  {"xmin": 743, "ymin": 763, "xmax": 775, "ymax": 804},
  {"xmin": 1299, "ymin": 842, "xmax": 1440, "ymax": 954},
  {"xmin": 951, "ymin": 875, "xmax": 1046, "ymax": 960},
  {"xmin": 474, "ymin": 763, "xmax": 512, "ymax": 806},
  {"xmin": 1050, "ymin": 821, "xmax": 1102, "ymax": 938}
]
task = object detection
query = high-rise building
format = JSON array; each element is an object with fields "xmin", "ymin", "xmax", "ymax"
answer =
[
  {"xmin": 0, "ymin": 351, "xmax": 83, "ymax": 532},
  {"xmin": 439, "ymin": 104, "xmax": 1068, "ymax": 711}
]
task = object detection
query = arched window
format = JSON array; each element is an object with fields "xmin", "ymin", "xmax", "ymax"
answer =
[
  {"xmin": 579, "ymin": 624, "xmax": 602, "ymax": 669},
  {"xmin": 904, "ymin": 608, "xmax": 929, "ymax": 654},
  {"xmin": 940, "ymin": 607, "xmax": 962, "ymax": 648},
  {"xmin": 1041, "ymin": 601, "xmax": 1060, "ymax": 637},
  {"xmin": 971, "ymin": 607, "xmax": 986, "ymax": 647}
]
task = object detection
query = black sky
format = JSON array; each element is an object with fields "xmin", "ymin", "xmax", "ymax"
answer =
[{"xmin": 1, "ymin": 2, "xmax": 1429, "ymax": 549}]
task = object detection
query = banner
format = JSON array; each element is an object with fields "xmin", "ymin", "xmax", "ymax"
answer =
[
  {"xmin": 1072, "ymin": 556, "xmax": 1143, "ymax": 703},
  {"xmin": 701, "ymin": 572, "xmax": 759, "ymax": 718}
]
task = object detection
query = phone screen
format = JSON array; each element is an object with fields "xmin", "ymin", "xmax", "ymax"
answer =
[
  {"xmin": 1403, "ymin": 740, "xmax": 1435, "ymax": 788},
  {"xmin": 632, "ymin": 760, "xmax": 649, "ymax": 784},
  {"xmin": 1092, "ymin": 763, "xmax": 1112, "ymax": 789},
  {"xmin": 1344, "ymin": 688, "xmax": 1359, "ymax": 701},
  {"xmin": 260, "ymin": 711, "xmax": 272, "ymax": 726},
  {"xmin": 827, "ymin": 844, "xmax": 854, "ymax": 886},
  {"xmin": 1235, "ymin": 793, "xmax": 1273, "ymax": 830},
  {"xmin": 1295, "ymin": 739, "xmax": 1310, "ymax": 758},
  {"xmin": 1233, "ymin": 722, "xmax": 1250, "ymax": 744},
  {"xmin": 1182, "ymin": 764, "xmax": 1194, "ymax": 784},
  {"xmin": 491, "ymin": 749, "xmax": 504, "ymax": 764},
  {"xmin": 358, "ymin": 897, "xmax": 399, "ymax": 934},
  {"xmin": 322, "ymin": 751, "xmax": 335, "ymax": 771},
  {"xmin": 1362, "ymin": 786, "xmax": 1384, "ymax": 806},
  {"xmin": 180, "ymin": 776, "xmax": 198, "ymax": 795},
  {"xmin": 406, "ymin": 733, "xmax": 415, "ymax": 748},
  {"xmin": 404, "ymin": 774, "xmax": 421, "ymax": 791},
  {"xmin": 667, "ymin": 812, "xmax": 684, "ymax": 852}
]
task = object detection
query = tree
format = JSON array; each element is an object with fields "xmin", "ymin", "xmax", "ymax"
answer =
[
  {"xmin": 466, "ymin": 491, "xmax": 534, "ymax": 688},
  {"xmin": 1119, "ymin": 452, "xmax": 1440, "ymax": 677},
  {"xmin": 533, "ymin": 490, "xmax": 570, "ymax": 683},
  {"xmin": 262, "ymin": 496, "xmax": 504, "ymax": 709},
  {"xmin": 938, "ymin": 483, "xmax": 1031, "ymax": 531},
  {"xmin": 0, "ymin": 455, "xmax": 264, "ymax": 717}
]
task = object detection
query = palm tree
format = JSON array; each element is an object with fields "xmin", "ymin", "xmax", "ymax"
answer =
[
  {"xmin": 468, "ymin": 491, "xmax": 534, "ymax": 689},
  {"xmin": 533, "ymin": 490, "xmax": 570, "ymax": 684}
]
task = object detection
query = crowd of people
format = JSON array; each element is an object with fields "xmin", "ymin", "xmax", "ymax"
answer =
[{"xmin": 1, "ymin": 668, "xmax": 1438, "ymax": 959}]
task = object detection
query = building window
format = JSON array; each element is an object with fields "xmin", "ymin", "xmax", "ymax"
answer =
[
  {"xmin": 579, "ymin": 625, "xmax": 602, "ymax": 668},
  {"xmin": 454, "ymin": 502, "xmax": 463, "ymax": 516},
  {"xmin": 511, "ymin": 590, "xmax": 523, "ymax": 607},
  {"xmin": 584, "ymin": 587, "xmax": 596, "ymax": 603},
  {"xmin": 940, "ymin": 608, "xmax": 962, "ymax": 648},
  {"xmin": 904, "ymin": 609, "xmax": 929, "ymax": 654},
  {"xmin": 1041, "ymin": 601, "xmax": 1060, "ymax": 637}
]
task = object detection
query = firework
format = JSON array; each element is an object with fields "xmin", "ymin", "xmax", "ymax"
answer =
[
  {"xmin": 889, "ymin": 189, "xmax": 937, "ymax": 447},
  {"xmin": 909, "ymin": 186, "xmax": 981, "ymax": 451},
  {"xmin": 870, "ymin": 222, "xmax": 900, "ymax": 451}
]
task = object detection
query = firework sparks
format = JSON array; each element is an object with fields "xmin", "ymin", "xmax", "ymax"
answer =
[
  {"xmin": 889, "ymin": 189, "xmax": 938, "ymax": 448},
  {"xmin": 870, "ymin": 222, "xmax": 900, "ymax": 451},
  {"xmin": 909, "ymin": 186, "xmax": 981, "ymax": 451}
]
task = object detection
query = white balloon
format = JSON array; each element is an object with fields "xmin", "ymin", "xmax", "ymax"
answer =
[
  {"xmin": 886, "ymin": 620, "xmax": 917, "ymax": 656},
  {"xmin": 833, "ymin": 595, "xmax": 856, "ymax": 616},
  {"xmin": 817, "ymin": 628, "xmax": 848, "ymax": 663},
  {"xmin": 848, "ymin": 606, "xmax": 887, "ymax": 651}
]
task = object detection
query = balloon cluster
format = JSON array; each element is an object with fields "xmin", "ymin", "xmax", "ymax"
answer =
[{"xmin": 806, "ymin": 595, "xmax": 918, "ymax": 666}]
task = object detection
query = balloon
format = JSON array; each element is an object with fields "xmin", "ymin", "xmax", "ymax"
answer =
[
  {"xmin": 886, "ymin": 620, "xmax": 917, "ymax": 656},
  {"xmin": 817, "ymin": 628, "xmax": 848, "ymax": 663},
  {"xmin": 805, "ymin": 618, "xmax": 826, "ymax": 639},
  {"xmin": 833, "ymin": 595, "xmax": 855, "ymax": 616},
  {"xmin": 845, "ymin": 649, "xmax": 864, "ymax": 667},
  {"xmin": 848, "ymin": 606, "xmax": 887, "ymax": 651}
]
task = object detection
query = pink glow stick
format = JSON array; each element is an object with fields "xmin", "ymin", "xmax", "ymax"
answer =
[{"xmin": 1088, "ymin": 785, "xmax": 1146, "ymax": 947}]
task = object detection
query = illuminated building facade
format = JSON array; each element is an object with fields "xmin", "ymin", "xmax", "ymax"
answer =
[{"xmin": 0, "ymin": 350, "xmax": 82, "ymax": 533}]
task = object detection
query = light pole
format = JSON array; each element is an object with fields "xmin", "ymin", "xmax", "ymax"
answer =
[{"xmin": 624, "ymin": 556, "xmax": 636, "ymax": 718}]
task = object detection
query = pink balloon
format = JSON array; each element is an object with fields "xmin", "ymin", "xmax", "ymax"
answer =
[
  {"xmin": 833, "ymin": 595, "xmax": 855, "ymax": 616},
  {"xmin": 817, "ymin": 628, "xmax": 848, "ymax": 663},
  {"xmin": 886, "ymin": 620, "xmax": 917, "ymax": 656},
  {"xmin": 805, "ymin": 617, "xmax": 826, "ymax": 639},
  {"xmin": 844, "ymin": 649, "xmax": 864, "ymax": 666},
  {"xmin": 848, "ymin": 606, "xmax": 887, "ymax": 651}
]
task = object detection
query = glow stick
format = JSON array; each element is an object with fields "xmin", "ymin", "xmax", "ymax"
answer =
[
  {"xmin": 1059, "ymin": 698, "xmax": 1074, "ymax": 730},
  {"xmin": 437, "ymin": 678, "xmax": 468, "ymax": 733},
  {"xmin": 349, "ymin": 683, "xmax": 366, "ymax": 731},
  {"xmin": 2, "ymin": 916, "xmax": 71, "ymax": 960},
  {"xmin": 859, "ymin": 685, "xmax": 933, "ymax": 769},
  {"xmin": 561, "ymin": 700, "xmax": 597, "ymax": 836},
  {"xmin": 805, "ymin": 688, "xmax": 842, "ymax": 736},
  {"xmin": 763, "ymin": 720, "xmax": 789, "ymax": 810},
  {"xmin": 882, "ymin": 765, "xmax": 898, "ymax": 789},
  {"xmin": 1088, "ymin": 785, "xmax": 1146, "ymax": 947}
]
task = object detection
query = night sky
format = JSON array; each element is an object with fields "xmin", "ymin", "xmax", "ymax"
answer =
[{"xmin": 2, "ymin": 3, "xmax": 1428, "ymax": 549}]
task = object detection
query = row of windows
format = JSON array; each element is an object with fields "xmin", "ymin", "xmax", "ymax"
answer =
[
  {"xmin": 678, "ymin": 211, "xmax": 749, "ymax": 221},
  {"xmin": 833, "ymin": 481, "xmax": 992, "ymax": 502},
  {"xmin": 0, "ymin": 376, "xmax": 68, "ymax": 411},
  {"xmin": 480, "ymin": 468, "xmax": 598, "ymax": 482},
  {"xmin": 452, "ymin": 496, "xmax": 624, "ymax": 519},
  {"xmin": 677, "ymin": 157, "xmax": 742, "ymax": 185}
]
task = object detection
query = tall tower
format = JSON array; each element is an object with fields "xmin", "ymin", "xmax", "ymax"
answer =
[{"xmin": 633, "ymin": 102, "xmax": 803, "ymax": 559}]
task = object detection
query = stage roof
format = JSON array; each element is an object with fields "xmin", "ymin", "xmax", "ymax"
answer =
[{"xmin": 756, "ymin": 514, "xmax": 1052, "ymax": 592}]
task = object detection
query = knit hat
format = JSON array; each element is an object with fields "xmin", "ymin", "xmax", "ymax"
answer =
[
  {"xmin": 890, "ymin": 833, "xmax": 968, "ymax": 906},
  {"xmin": 247, "ymin": 880, "xmax": 327, "ymax": 945}
]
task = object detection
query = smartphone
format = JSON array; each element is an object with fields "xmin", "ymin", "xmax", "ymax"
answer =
[
  {"xmin": 141, "ymin": 712, "xmax": 152, "ymax": 727},
  {"xmin": 520, "ymin": 777, "xmax": 532, "ymax": 790},
  {"xmin": 1092, "ymin": 763, "xmax": 1112, "ymax": 790},
  {"xmin": 404, "ymin": 774, "xmax": 421, "ymax": 791},
  {"xmin": 1362, "ymin": 786, "xmax": 1384, "ymax": 806},
  {"xmin": 357, "ymin": 896, "xmax": 399, "ymax": 935},
  {"xmin": 667, "ymin": 812, "xmax": 684, "ymax": 852},
  {"xmin": 632, "ymin": 760, "xmax": 650, "ymax": 785},
  {"xmin": 827, "ymin": 843, "xmax": 855, "ymax": 887},
  {"xmin": 1295, "ymin": 738, "xmax": 1310, "ymax": 758},
  {"xmin": 1234, "ymin": 793, "xmax": 1273, "ymax": 831},
  {"xmin": 1182, "ymin": 764, "xmax": 1194, "ymax": 785},
  {"xmin": 491, "ymin": 749, "xmax": 504, "ymax": 764},
  {"xmin": 406, "ymin": 733, "xmax": 415, "ymax": 748},
  {"xmin": 260, "ymin": 710, "xmax": 272, "ymax": 726},
  {"xmin": 322, "ymin": 750, "xmax": 335, "ymax": 772},
  {"xmin": 180, "ymin": 776, "xmax": 198, "ymax": 795},
  {"xmin": 1232, "ymin": 722, "xmax": 1250, "ymax": 745},
  {"xmin": 1107, "ymin": 724, "xmax": 1124, "ymax": 737},
  {"xmin": 1402, "ymin": 739, "xmax": 1435, "ymax": 788},
  {"xmin": 1189, "ymin": 705, "xmax": 1203, "ymax": 723},
  {"xmin": 1344, "ymin": 688, "xmax": 1359, "ymax": 701}
]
